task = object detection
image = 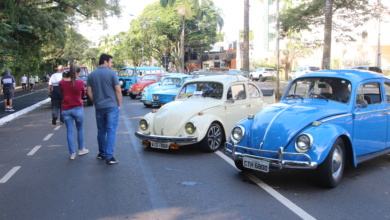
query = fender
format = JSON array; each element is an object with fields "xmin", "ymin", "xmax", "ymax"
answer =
[
  {"xmin": 295, "ymin": 123, "xmax": 354, "ymax": 166},
  {"xmin": 190, "ymin": 113, "xmax": 225, "ymax": 141}
]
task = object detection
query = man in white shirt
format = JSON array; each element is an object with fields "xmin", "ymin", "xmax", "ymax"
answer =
[
  {"xmin": 48, "ymin": 65, "xmax": 64, "ymax": 125},
  {"xmin": 21, "ymin": 74, "xmax": 27, "ymax": 90}
]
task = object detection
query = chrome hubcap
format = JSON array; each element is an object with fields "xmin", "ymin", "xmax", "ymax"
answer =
[
  {"xmin": 332, "ymin": 145, "xmax": 343, "ymax": 179},
  {"xmin": 207, "ymin": 125, "xmax": 222, "ymax": 150}
]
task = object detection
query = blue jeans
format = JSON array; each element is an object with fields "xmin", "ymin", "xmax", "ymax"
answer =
[
  {"xmin": 95, "ymin": 107, "xmax": 120, "ymax": 160},
  {"xmin": 62, "ymin": 107, "xmax": 84, "ymax": 154}
]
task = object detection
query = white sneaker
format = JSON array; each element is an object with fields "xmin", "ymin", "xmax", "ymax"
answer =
[
  {"xmin": 78, "ymin": 149, "xmax": 89, "ymax": 156},
  {"xmin": 8, "ymin": 108, "xmax": 15, "ymax": 112}
]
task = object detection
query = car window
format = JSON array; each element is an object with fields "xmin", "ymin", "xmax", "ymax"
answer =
[
  {"xmin": 356, "ymin": 82, "xmax": 382, "ymax": 105},
  {"xmin": 178, "ymin": 82, "xmax": 223, "ymax": 99},
  {"xmin": 265, "ymin": 68, "xmax": 274, "ymax": 71},
  {"xmin": 248, "ymin": 84, "xmax": 261, "ymax": 98},
  {"xmin": 142, "ymin": 74, "xmax": 157, "ymax": 81},
  {"xmin": 228, "ymin": 84, "xmax": 246, "ymax": 100},
  {"xmin": 309, "ymin": 67, "xmax": 318, "ymax": 71},
  {"xmin": 162, "ymin": 77, "xmax": 182, "ymax": 86},
  {"xmin": 285, "ymin": 77, "xmax": 351, "ymax": 103}
]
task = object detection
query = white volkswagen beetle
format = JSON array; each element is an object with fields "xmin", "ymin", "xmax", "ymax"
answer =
[{"xmin": 135, "ymin": 74, "xmax": 275, "ymax": 152}]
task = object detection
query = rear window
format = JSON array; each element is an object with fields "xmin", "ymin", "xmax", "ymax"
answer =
[
  {"xmin": 309, "ymin": 67, "xmax": 319, "ymax": 71},
  {"xmin": 265, "ymin": 68, "xmax": 275, "ymax": 71}
]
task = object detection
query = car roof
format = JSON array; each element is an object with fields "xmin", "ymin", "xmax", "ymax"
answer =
[{"xmin": 299, "ymin": 69, "xmax": 387, "ymax": 84}]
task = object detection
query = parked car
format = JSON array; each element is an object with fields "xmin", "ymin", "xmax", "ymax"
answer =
[
  {"xmin": 289, "ymin": 66, "xmax": 320, "ymax": 80},
  {"xmin": 250, "ymin": 67, "xmax": 276, "ymax": 81},
  {"xmin": 151, "ymin": 76, "xmax": 195, "ymax": 106},
  {"xmin": 118, "ymin": 67, "xmax": 167, "ymax": 95},
  {"xmin": 135, "ymin": 74, "xmax": 275, "ymax": 152},
  {"xmin": 140, "ymin": 73, "xmax": 187, "ymax": 107},
  {"xmin": 128, "ymin": 73, "xmax": 163, "ymax": 99},
  {"xmin": 352, "ymin": 66, "xmax": 382, "ymax": 74},
  {"xmin": 225, "ymin": 69, "xmax": 390, "ymax": 188}
]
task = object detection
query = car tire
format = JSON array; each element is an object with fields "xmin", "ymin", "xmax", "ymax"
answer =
[
  {"xmin": 121, "ymin": 91, "xmax": 127, "ymax": 96},
  {"xmin": 317, "ymin": 138, "xmax": 345, "ymax": 188},
  {"xmin": 119, "ymin": 78, "xmax": 126, "ymax": 88},
  {"xmin": 86, "ymin": 96, "xmax": 93, "ymax": 106},
  {"xmin": 130, "ymin": 94, "xmax": 137, "ymax": 99},
  {"xmin": 200, "ymin": 122, "xmax": 224, "ymax": 152},
  {"xmin": 234, "ymin": 160, "xmax": 250, "ymax": 172}
]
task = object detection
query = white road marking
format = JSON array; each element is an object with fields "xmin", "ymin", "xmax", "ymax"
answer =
[
  {"xmin": 43, "ymin": 133, "xmax": 53, "ymax": 141},
  {"xmin": 215, "ymin": 151, "xmax": 316, "ymax": 220},
  {"xmin": 27, "ymin": 145, "xmax": 41, "ymax": 156},
  {"xmin": 54, "ymin": 126, "xmax": 61, "ymax": 130},
  {"xmin": 0, "ymin": 166, "xmax": 21, "ymax": 183}
]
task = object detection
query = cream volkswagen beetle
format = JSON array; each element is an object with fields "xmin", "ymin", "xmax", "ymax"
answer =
[{"xmin": 135, "ymin": 74, "xmax": 275, "ymax": 152}]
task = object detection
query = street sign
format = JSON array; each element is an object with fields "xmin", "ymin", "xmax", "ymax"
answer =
[{"xmin": 240, "ymin": 42, "xmax": 244, "ymax": 51}]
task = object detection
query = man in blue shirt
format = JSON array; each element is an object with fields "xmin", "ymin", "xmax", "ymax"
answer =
[{"xmin": 87, "ymin": 54, "xmax": 122, "ymax": 165}]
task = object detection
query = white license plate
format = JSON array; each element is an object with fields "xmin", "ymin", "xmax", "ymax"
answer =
[
  {"xmin": 150, "ymin": 142, "xmax": 169, "ymax": 149},
  {"xmin": 243, "ymin": 157, "xmax": 269, "ymax": 173}
]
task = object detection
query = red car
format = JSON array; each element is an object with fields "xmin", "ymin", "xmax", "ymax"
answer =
[{"xmin": 128, "ymin": 73, "xmax": 163, "ymax": 99}]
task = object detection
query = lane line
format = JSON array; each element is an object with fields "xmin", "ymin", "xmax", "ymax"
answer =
[
  {"xmin": 0, "ymin": 98, "xmax": 50, "ymax": 126},
  {"xmin": 0, "ymin": 166, "xmax": 21, "ymax": 183},
  {"xmin": 215, "ymin": 151, "xmax": 316, "ymax": 220},
  {"xmin": 27, "ymin": 145, "xmax": 42, "ymax": 156},
  {"xmin": 54, "ymin": 126, "xmax": 61, "ymax": 130},
  {"xmin": 43, "ymin": 133, "xmax": 53, "ymax": 141}
]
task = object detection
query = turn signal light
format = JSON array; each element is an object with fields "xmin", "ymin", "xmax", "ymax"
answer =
[
  {"xmin": 169, "ymin": 144, "xmax": 179, "ymax": 149},
  {"xmin": 142, "ymin": 140, "xmax": 150, "ymax": 147}
]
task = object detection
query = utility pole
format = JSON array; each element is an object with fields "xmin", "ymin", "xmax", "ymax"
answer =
[{"xmin": 243, "ymin": 0, "xmax": 250, "ymax": 72}]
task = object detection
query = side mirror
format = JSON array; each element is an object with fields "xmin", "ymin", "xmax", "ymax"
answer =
[
  {"xmin": 357, "ymin": 99, "xmax": 368, "ymax": 108},
  {"xmin": 226, "ymin": 98, "xmax": 235, "ymax": 104}
]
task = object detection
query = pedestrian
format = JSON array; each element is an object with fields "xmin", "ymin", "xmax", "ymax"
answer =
[
  {"xmin": 1, "ymin": 69, "xmax": 16, "ymax": 112},
  {"xmin": 34, "ymin": 74, "xmax": 39, "ymax": 87},
  {"xmin": 59, "ymin": 64, "xmax": 89, "ymax": 160},
  {"xmin": 29, "ymin": 75, "xmax": 35, "ymax": 91},
  {"xmin": 48, "ymin": 65, "xmax": 64, "ymax": 125},
  {"xmin": 87, "ymin": 53, "xmax": 122, "ymax": 165},
  {"xmin": 21, "ymin": 74, "xmax": 27, "ymax": 90}
]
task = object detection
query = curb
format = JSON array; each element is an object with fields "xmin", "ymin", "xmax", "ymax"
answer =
[{"xmin": 0, "ymin": 98, "xmax": 51, "ymax": 126}]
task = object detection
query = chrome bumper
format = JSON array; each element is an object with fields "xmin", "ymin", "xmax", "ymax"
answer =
[
  {"xmin": 135, "ymin": 131, "xmax": 198, "ymax": 143},
  {"xmin": 140, "ymin": 100, "xmax": 160, "ymax": 105},
  {"xmin": 225, "ymin": 142, "xmax": 317, "ymax": 169}
]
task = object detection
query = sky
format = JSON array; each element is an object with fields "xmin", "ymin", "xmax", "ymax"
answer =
[{"xmin": 78, "ymin": 0, "xmax": 244, "ymax": 43}]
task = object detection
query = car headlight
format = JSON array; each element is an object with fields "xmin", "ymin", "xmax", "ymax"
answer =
[
  {"xmin": 139, "ymin": 119, "xmax": 149, "ymax": 130},
  {"xmin": 153, "ymin": 95, "xmax": 159, "ymax": 100},
  {"xmin": 295, "ymin": 134, "xmax": 313, "ymax": 153},
  {"xmin": 231, "ymin": 125, "xmax": 245, "ymax": 143},
  {"xmin": 185, "ymin": 122, "xmax": 196, "ymax": 134}
]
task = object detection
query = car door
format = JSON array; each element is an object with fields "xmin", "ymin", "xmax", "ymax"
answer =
[
  {"xmin": 225, "ymin": 83, "xmax": 252, "ymax": 133},
  {"xmin": 353, "ymin": 81, "xmax": 387, "ymax": 155},
  {"xmin": 247, "ymin": 83, "xmax": 265, "ymax": 113},
  {"xmin": 383, "ymin": 81, "xmax": 390, "ymax": 149}
]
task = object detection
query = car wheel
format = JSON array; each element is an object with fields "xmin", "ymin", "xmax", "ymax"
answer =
[
  {"xmin": 200, "ymin": 122, "xmax": 224, "ymax": 152},
  {"xmin": 121, "ymin": 91, "xmax": 127, "ymax": 96},
  {"xmin": 119, "ymin": 78, "xmax": 126, "ymax": 88},
  {"xmin": 130, "ymin": 94, "xmax": 137, "ymax": 99},
  {"xmin": 234, "ymin": 160, "xmax": 250, "ymax": 171},
  {"xmin": 317, "ymin": 138, "xmax": 345, "ymax": 188},
  {"xmin": 86, "ymin": 96, "xmax": 93, "ymax": 106}
]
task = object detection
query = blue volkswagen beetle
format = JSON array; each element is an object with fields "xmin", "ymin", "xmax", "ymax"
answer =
[
  {"xmin": 140, "ymin": 73, "xmax": 187, "ymax": 107},
  {"xmin": 225, "ymin": 69, "xmax": 390, "ymax": 188}
]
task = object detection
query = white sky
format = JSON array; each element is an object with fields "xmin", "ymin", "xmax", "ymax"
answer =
[{"xmin": 78, "ymin": 0, "xmax": 245, "ymax": 43}]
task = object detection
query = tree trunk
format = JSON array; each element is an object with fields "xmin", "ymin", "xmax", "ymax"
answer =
[
  {"xmin": 243, "ymin": 0, "xmax": 249, "ymax": 72},
  {"xmin": 322, "ymin": 0, "xmax": 333, "ymax": 69},
  {"xmin": 180, "ymin": 16, "xmax": 185, "ymax": 73}
]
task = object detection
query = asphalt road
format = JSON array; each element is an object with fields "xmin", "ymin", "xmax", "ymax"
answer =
[{"xmin": 0, "ymin": 81, "xmax": 389, "ymax": 219}]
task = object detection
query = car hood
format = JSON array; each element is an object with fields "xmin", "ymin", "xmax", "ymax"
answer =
[
  {"xmin": 132, "ymin": 80, "xmax": 156, "ymax": 91},
  {"xmin": 150, "ymin": 85, "xmax": 177, "ymax": 94},
  {"xmin": 154, "ymin": 88, "xmax": 178, "ymax": 95},
  {"xmin": 153, "ymin": 98, "xmax": 223, "ymax": 135},
  {"xmin": 249, "ymin": 100, "xmax": 349, "ymax": 150}
]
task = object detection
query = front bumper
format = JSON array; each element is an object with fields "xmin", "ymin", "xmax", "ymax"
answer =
[
  {"xmin": 225, "ymin": 142, "xmax": 317, "ymax": 169},
  {"xmin": 130, "ymin": 91, "xmax": 142, "ymax": 95},
  {"xmin": 135, "ymin": 131, "xmax": 198, "ymax": 143},
  {"xmin": 140, "ymin": 99, "xmax": 160, "ymax": 106}
]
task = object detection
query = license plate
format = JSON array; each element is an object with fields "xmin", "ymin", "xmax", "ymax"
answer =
[
  {"xmin": 243, "ymin": 157, "xmax": 269, "ymax": 173},
  {"xmin": 150, "ymin": 141, "xmax": 169, "ymax": 149}
]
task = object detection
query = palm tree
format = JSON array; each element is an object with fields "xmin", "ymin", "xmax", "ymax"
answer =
[{"xmin": 160, "ymin": 0, "xmax": 210, "ymax": 72}]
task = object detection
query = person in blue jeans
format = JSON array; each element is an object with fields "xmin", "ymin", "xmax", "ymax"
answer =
[
  {"xmin": 59, "ymin": 65, "xmax": 89, "ymax": 159},
  {"xmin": 87, "ymin": 53, "xmax": 122, "ymax": 165}
]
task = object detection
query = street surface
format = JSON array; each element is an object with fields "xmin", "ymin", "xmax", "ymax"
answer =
[{"xmin": 0, "ymin": 81, "xmax": 389, "ymax": 219}]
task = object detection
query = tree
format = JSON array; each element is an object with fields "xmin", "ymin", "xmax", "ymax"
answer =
[{"xmin": 280, "ymin": 0, "xmax": 388, "ymax": 70}]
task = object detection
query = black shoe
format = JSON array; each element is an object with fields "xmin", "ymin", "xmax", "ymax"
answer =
[
  {"xmin": 106, "ymin": 157, "xmax": 118, "ymax": 165},
  {"xmin": 52, "ymin": 117, "xmax": 57, "ymax": 125},
  {"xmin": 96, "ymin": 153, "xmax": 105, "ymax": 160}
]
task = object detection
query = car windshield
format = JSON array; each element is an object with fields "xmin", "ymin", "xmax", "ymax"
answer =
[
  {"xmin": 178, "ymin": 82, "xmax": 223, "ymax": 99},
  {"xmin": 142, "ymin": 74, "xmax": 158, "ymax": 81},
  {"xmin": 284, "ymin": 77, "xmax": 352, "ymax": 103},
  {"xmin": 161, "ymin": 77, "xmax": 182, "ymax": 86}
]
